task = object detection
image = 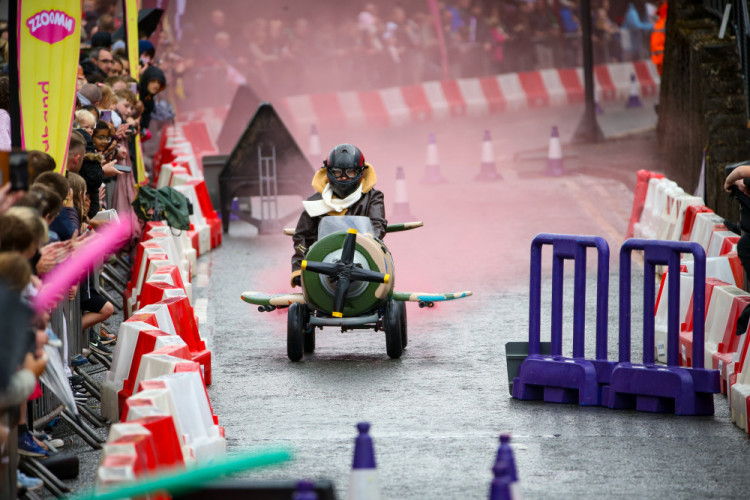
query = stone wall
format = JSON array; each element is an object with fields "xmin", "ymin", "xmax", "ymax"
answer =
[{"xmin": 659, "ymin": 0, "xmax": 750, "ymax": 221}]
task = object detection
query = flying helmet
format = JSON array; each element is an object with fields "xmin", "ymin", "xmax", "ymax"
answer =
[{"xmin": 324, "ymin": 144, "xmax": 366, "ymax": 198}]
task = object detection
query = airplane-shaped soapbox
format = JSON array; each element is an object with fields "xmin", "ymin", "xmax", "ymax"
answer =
[{"xmin": 241, "ymin": 216, "xmax": 472, "ymax": 361}]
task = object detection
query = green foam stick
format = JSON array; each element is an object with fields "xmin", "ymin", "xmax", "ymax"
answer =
[{"xmin": 76, "ymin": 447, "xmax": 293, "ymax": 500}]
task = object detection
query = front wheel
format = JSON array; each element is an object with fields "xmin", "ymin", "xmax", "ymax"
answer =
[
  {"xmin": 384, "ymin": 300, "xmax": 403, "ymax": 359},
  {"xmin": 397, "ymin": 301, "xmax": 407, "ymax": 348},
  {"xmin": 304, "ymin": 325, "xmax": 316, "ymax": 353},
  {"xmin": 287, "ymin": 303, "xmax": 305, "ymax": 361}
]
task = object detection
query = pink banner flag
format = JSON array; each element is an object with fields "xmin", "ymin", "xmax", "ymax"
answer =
[{"xmin": 33, "ymin": 216, "xmax": 132, "ymax": 313}]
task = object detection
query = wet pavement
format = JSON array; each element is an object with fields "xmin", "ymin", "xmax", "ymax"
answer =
[
  {"xmin": 46, "ymin": 99, "xmax": 750, "ymax": 499},
  {"xmin": 202, "ymin": 101, "xmax": 750, "ymax": 499}
]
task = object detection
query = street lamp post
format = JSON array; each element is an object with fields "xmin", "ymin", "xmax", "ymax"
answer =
[{"xmin": 573, "ymin": 0, "xmax": 605, "ymax": 143}]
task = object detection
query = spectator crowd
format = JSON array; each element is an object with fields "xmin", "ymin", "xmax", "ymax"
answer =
[
  {"xmin": 0, "ymin": 0, "xmax": 173, "ymax": 495},
  {"xmin": 177, "ymin": 0, "xmax": 664, "ymax": 99}
]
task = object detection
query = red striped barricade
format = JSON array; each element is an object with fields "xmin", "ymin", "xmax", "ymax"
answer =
[
  {"xmin": 730, "ymin": 340, "xmax": 750, "ymax": 433},
  {"xmin": 702, "ymin": 286, "xmax": 750, "ymax": 376},
  {"xmin": 128, "ymin": 414, "xmax": 185, "ymax": 470},
  {"xmin": 140, "ymin": 234, "xmax": 191, "ymax": 289},
  {"xmin": 634, "ymin": 177, "xmax": 677, "ymax": 240},
  {"xmin": 157, "ymin": 162, "xmax": 190, "ymax": 188},
  {"xmin": 136, "ymin": 297, "xmax": 212, "ymax": 385},
  {"xmin": 678, "ymin": 278, "xmax": 733, "ymax": 367},
  {"xmin": 653, "ymin": 270, "xmax": 694, "ymax": 363},
  {"xmin": 688, "ymin": 211, "xmax": 727, "ymax": 252},
  {"xmin": 171, "ymin": 184, "xmax": 213, "ymax": 256},
  {"xmin": 726, "ymin": 324, "xmax": 750, "ymax": 406},
  {"xmin": 626, "ymin": 170, "xmax": 664, "ymax": 239},
  {"xmin": 143, "ymin": 222, "xmax": 197, "ymax": 278},
  {"xmin": 123, "ymin": 372, "xmax": 225, "ymax": 465},
  {"xmin": 681, "ymin": 205, "xmax": 714, "ymax": 241},
  {"xmin": 278, "ymin": 60, "xmax": 659, "ymax": 130},
  {"xmin": 706, "ymin": 230, "xmax": 740, "ymax": 258},
  {"xmin": 117, "ymin": 333, "xmax": 189, "ymax": 418},
  {"xmin": 682, "ymin": 252, "xmax": 744, "ymax": 289},
  {"xmin": 101, "ymin": 319, "xmax": 164, "ymax": 422},
  {"xmin": 659, "ymin": 193, "xmax": 704, "ymax": 241}
]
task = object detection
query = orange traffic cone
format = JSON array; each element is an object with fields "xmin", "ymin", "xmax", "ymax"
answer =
[
  {"xmin": 422, "ymin": 133, "xmax": 447, "ymax": 184},
  {"xmin": 392, "ymin": 166, "xmax": 415, "ymax": 221},
  {"xmin": 475, "ymin": 130, "xmax": 502, "ymax": 181}
]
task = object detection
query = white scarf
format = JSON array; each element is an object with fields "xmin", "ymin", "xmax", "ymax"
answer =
[{"xmin": 302, "ymin": 183, "xmax": 363, "ymax": 217}]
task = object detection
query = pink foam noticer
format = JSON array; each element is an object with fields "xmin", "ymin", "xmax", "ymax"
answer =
[
  {"xmin": 26, "ymin": 10, "xmax": 76, "ymax": 45},
  {"xmin": 34, "ymin": 215, "xmax": 132, "ymax": 313}
]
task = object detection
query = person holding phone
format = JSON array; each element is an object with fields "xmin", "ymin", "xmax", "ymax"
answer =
[{"xmin": 82, "ymin": 122, "xmax": 121, "ymax": 221}]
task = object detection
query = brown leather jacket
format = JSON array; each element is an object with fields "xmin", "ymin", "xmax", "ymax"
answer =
[{"xmin": 291, "ymin": 165, "xmax": 387, "ymax": 276}]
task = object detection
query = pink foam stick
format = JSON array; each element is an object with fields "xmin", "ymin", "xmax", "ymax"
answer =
[{"xmin": 33, "ymin": 216, "xmax": 132, "ymax": 313}]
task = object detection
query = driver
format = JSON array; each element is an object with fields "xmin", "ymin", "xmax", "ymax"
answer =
[{"xmin": 290, "ymin": 143, "xmax": 387, "ymax": 287}]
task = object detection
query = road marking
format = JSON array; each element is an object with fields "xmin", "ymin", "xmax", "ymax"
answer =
[{"xmin": 563, "ymin": 178, "xmax": 623, "ymax": 246}]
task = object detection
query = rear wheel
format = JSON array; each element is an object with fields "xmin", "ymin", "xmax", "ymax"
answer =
[
  {"xmin": 384, "ymin": 300, "xmax": 403, "ymax": 359},
  {"xmin": 287, "ymin": 303, "xmax": 305, "ymax": 361},
  {"xmin": 397, "ymin": 301, "xmax": 408, "ymax": 348}
]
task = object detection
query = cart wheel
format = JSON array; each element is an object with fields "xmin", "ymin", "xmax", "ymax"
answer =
[
  {"xmin": 384, "ymin": 300, "xmax": 403, "ymax": 359},
  {"xmin": 304, "ymin": 325, "xmax": 316, "ymax": 353},
  {"xmin": 397, "ymin": 301, "xmax": 408, "ymax": 348},
  {"xmin": 287, "ymin": 303, "xmax": 305, "ymax": 361}
]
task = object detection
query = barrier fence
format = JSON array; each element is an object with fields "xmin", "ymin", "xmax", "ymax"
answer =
[{"xmin": 515, "ymin": 168, "xmax": 750, "ymax": 426}]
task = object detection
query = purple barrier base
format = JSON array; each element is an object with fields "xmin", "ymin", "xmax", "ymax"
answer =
[
  {"xmin": 602, "ymin": 363, "xmax": 719, "ymax": 415},
  {"xmin": 513, "ymin": 356, "xmax": 615, "ymax": 406}
]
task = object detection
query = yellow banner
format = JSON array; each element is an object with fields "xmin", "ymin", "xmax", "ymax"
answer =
[
  {"xmin": 18, "ymin": 1, "xmax": 81, "ymax": 174},
  {"xmin": 125, "ymin": 0, "xmax": 148, "ymax": 185}
]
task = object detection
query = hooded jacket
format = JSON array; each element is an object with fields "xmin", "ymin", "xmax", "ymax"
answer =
[
  {"xmin": 80, "ymin": 152, "xmax": 105, "ymax": 219},
  {"xmin": 291, "ymin": 163, "xmax": 386, "ymax": 276},
  {"xmin": 139, "ymin": 65, "xmax": 167, "ymax": 130}
]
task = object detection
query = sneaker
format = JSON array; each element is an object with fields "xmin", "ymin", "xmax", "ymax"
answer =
[
  {"xmin": 70, "ymin": 354, "xmax": 89, "ymax": 366},
  {"xmin": 99, "ymin": 327, "xmax": 117, "ymax": 345},
  {"xmin": 18, "ymin": 431, "xmax": 49, "ymax": 458},
  {"xmin": 82, "ymin": 348, "xmax": 92, "ymax": 356},
  {"xmin": 17, "ymin": 471, "xmax": 43, "ymax": 492},
  {"xmin": 89, "ymin": 330, "xmax": 112, "ymax": 355}
]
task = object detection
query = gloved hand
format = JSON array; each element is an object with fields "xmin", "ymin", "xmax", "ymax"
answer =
[{"xmin": 290, "ymin": 270, "xmax": 302, "ymax": 288}]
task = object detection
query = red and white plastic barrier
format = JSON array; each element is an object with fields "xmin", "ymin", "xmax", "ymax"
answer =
[
  {"xmin": 627, "ymin": 169, "xmax": 750, "ymax": 435},
  {"xmin": 653, "ymin": 270, "xmax": 695, "ymax": 363},
  {"xmin": 122, "ymin": 372, "xmax": 225, "ymax": 464},
  {"xmin": 280, "ymin": 60, "xmax": 659, "ymax": 130}
]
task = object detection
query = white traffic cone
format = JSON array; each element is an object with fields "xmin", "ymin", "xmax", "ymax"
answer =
[
  {"xmin": 626, "ymin": 73, "xmax": 643, "ymax": 108},
  {"xmin": 422, "ymin": 133, "xmax": 447, "ymax": 184},
  {"xmin": 475, "ymin": 130, "xmax": 502, "ymax": 181},
  {"xmin": 346, "ymin": 422, "xmax": 381, "ymax": 500},
  {"xmin": 392, "ymin": 166, "xmax": 415, "ymax": 221},
  {"xmin": 309, "ymin": 124, "xmax": 322, "ymax": 166},
  {"xmin": 545, "ymin": 126, "xmax": 563, "ymax": 177}
]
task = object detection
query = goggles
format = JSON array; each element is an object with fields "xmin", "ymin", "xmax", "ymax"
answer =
[{"xmin": 328, "ymin": 167, "xmax": 363, "ymax": 179}]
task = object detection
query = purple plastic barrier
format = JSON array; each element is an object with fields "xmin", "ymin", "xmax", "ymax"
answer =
[
  {"xmin": 513, "ymin": 234, "xmax": 616, "ymax": 406},
  {"xmin": 603, "ymin": 239, "xmax": 720, "ymax": 415}
]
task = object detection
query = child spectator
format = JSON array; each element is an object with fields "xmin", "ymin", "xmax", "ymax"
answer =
[
  {"xmin": 27, "ymin": 151, "xmax": 56, "ymax": 184},
  {"xmin": 75, "ymin": 109, "xmax": 97, "ymax": 138}
]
